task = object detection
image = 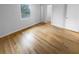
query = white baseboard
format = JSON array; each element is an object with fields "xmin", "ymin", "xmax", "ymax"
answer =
[
  {"xmin": 51, "ymin": 23, "xmax": 79, "ymax": 32},
  {"xmin": 0, "ymin": 21, "xmax": 41, "ymax": 38}
]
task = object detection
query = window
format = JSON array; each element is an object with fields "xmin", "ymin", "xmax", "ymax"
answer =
[{"xmin": 21, "ymin": 4, "xmax": 30, "ymax": 18}]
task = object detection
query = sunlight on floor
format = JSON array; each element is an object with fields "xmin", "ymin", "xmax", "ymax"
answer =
[{"xmin": 20, "ymin": 32, "xmax": 35, "ymax": 48}]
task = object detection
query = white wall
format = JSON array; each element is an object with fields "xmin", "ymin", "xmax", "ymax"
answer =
[
  {"xmin": 41, "ymin": 4, "xmax": 52, "ymax": 23},
  {"xmin": 65, "ymin": 4, "xmax": 79, "ymax": 32},
  {"xmin": 52, "ymin": 4, "xmax": 79, "ymax": 32},
  {"xmin": 40, "ymin": 5, "xmax": 44, "ymax": 22},
  {"xmin": 0, "ymin": 19, "xmax": 3, "ymax": 36},
  {"xmin": 46, "ymin": 5, "xmax": 52, "ymax": 22},
  {"xmin": 40, "ymin": 5, "xmax": 47, "ymax": 22},
  {"xmin": 0, "ymin": 4, "xmax": 41, "ymax": 38},
  {"xmin": 52, "ymin": 4, "xmax": 66, "ymax": 28}
]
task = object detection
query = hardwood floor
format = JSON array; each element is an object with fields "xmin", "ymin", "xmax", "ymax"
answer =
[{"xmin": 0, "ymin": 23, "xmax": 79, "ymax": 54}]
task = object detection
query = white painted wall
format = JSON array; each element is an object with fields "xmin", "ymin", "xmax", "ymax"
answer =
[
  {"xmin": 46, "ymin": 5, "xmax": 52, "ymax": 22},
  {"xmin": 0, "ymin": 4, "xmax": 41, "ymax": 38},
  {"xmin": 0, "ymin": 19, "xmax": 3, "ymax": 36},
  {"xmin": 41, "ymin": 4, "xmax": 52, "ymax": 23},
  {"xmin": 51, "ymin": 4, "xmax": 79, "ymax": 32},
  {"xmin": 65, "ymin": 4, "xmax": 79, "ymax": 32},
  {"xmin": 40, "ymin": 5, "xmax": 44, "ymax": 22},
  {"xmin": 52, "ymin": 4, "xmax": 66, "ymax": 28},
  {"xmin": 40, "ymin": 5, "xmax": 47, "ymax": 22}
]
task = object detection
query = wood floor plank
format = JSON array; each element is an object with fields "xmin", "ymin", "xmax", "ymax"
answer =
[{"xmin": 0, "ymin": 23, "xmax": 79, "ymax": 54}]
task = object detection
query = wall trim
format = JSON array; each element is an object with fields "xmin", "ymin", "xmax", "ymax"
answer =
[{"xmin": 0, "ymin": 21, "xmax": 41, "ymax": 38}]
